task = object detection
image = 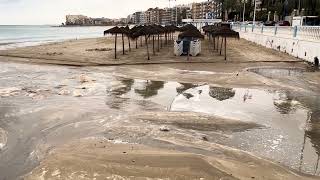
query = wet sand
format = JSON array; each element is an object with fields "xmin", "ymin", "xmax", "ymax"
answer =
[
  {"xmin": 0, "ymin": 37, "xmax": 320, "ymax": 179},
  {"xmin": 25, "ymin": 139, "xmax": 317, "ymax": 180}
]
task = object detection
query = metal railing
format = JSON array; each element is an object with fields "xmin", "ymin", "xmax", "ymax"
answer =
[{"xmin": 233, "ymin": 24, "xmax": 320, "ymax": 42}]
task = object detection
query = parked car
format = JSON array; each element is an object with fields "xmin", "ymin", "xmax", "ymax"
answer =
[
  {"xmin": 264, "ymin": 21, "xmax": 276, "ymax": 26},
  {"xmin": 277, "ymin": 21, "xmax": 291, "ymax": 26}
]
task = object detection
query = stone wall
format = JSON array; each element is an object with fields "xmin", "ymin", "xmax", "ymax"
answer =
[{"xmin": 232, "ymin": 25, "xmax": 320, "ymax": 64}]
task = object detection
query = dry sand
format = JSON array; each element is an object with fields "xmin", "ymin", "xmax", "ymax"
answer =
[{"xmin": 0, "ymin": 36, "xmax": 302, "ymax": 66}]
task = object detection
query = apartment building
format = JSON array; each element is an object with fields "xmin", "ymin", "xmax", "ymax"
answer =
[
  {"xmin": 161, "ymin": 8, "xmax": 176, "ymax": 25},
  {"xmin": 139, "ymin": 12, "xmax": 146, "ymax": 25},
  {"xmin": 131, "ymin": 11, "xmax": 143, "ymax": 24},
  {"xmin": 191, "ymin": 0, "xmax": 222, "ymax": 19},
  {"xmin": 144, "ymin": 8, "xmax": 162, "ymax": 24},
  {"xmin": 161, "ymin": 5, "xmax": 191, "ymax": 25}
]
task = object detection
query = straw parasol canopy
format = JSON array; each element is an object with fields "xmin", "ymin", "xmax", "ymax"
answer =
[
  {"xmin": 203, "ymin": 24, "xmax": 239, "ymax": 61},
  {"xmin": 202, "ymin": 25, "xmax": 219, "ymax": 34},
  {"xmin": 104, "ymin": 26, "xmax": 126, "ymax": 59},
  {"xmin": 164, "ymin": 25, "xmax": 179, "ymax": 43},
  {"xmin": 129, "ymin": 25, "xmax": 143, "ymax": 39},
  {"xmin": 179, "ymin": 24, "xmax": 198, "ymax": 32},
  {"xmin": 129, "ymin": 25, "xmax": 143, "ymax": 48},
  {"xmin": 104, "ymin": 26, "xmax": 123, "ymax": 35},
  {"xmin": 178, "ymin": 29, "xmax": 204, "ymax": 39},
  {"xmin": 211, "ymin": 26, "xmax": 239, "ymax": 39},
  {"xmin": 124, "ymin": 25, "xmax": 131, "ymax": 51},
  {"xmin": 129, "ymin": 25, "xmax": 156, "ymax": 60}
]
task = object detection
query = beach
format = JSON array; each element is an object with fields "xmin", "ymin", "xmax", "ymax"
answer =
[{"xmin": 0, "ymin": 35, "xmax": 320, "ymax": 179}]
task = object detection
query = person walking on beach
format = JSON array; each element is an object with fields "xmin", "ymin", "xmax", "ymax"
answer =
[{"xmin": 315, "ymin": 57, "xmax": 319, "ymax": 68}]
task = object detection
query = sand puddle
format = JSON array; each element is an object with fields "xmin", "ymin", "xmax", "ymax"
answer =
[
  {"xmin": 112, "ymin": 78, "xmax": 320, "ymax": 175},
  {"xmin": 248, "ymin": 67, "xmax": 305, "ymax": 78}
]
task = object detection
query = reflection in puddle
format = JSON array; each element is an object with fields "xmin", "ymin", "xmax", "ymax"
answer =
[
  {"xmin": 209, "ymin": 87, "xmax": 235, "ymax": 101},
  {"xmin": 110, "ymin": 78, "xmax": 320, "ymax": 175},
  {"xmin": 171, "ymin": 85, "xmax": 305, "ymax": 122},
  {"xmin": 134, "ymin": 81, "xmax": 165, "ymax": 98}
]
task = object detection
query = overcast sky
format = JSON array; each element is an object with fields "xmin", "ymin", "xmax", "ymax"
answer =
[{"xmin": 0, "ymin": 0, "xmax": 205, "ymax": 25}]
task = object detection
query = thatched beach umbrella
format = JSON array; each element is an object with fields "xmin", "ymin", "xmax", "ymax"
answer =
[
  {"xmin": 128, "ymin": 25, "xmax": 170, "ymax": 60},
  {"xmin": 178, "ymin": 30, "xmax": 204, "ymax": 39},
  {"xmin": 125, "ymin": 25, "xmax": 131, "ymax": 52},
  {"xmin": 180, "ymin": 24, "xmax": 199, "ymax": 32},
  {"xmin": 119, "ymin": 27, "xmax": 128, "ymax": 55},
  {"xmin": 104, "ymin": 26, "xmax": 123, "ymax": 59},
  {"xmin": 155, "ymin": 25, "xmax": 164, "ymax": 52},
  {"xmin": 130, "ymin": 25, "xmax": 142, "ymax": 49},
  {"xmin": 202, "ymin": 25, "xmax": 220, "ymax": 52},
  {"xmin": 164, "ymin": 25, "xmax": 179, "ymax": 44},
  {"xmin": 168, "ymin": 25, "xmax": 179, "ymax": 40},
  {"xmin": 130, "ymin": 25, "xmax": 154, "ymax": 60},
  {"xmin": 211, "ymin": 26, "xmax": 239, "ymax": 61},
  {"xmin": 146, "ymin": 25, "xmax": 159, "ymax": 58},
  {"xmin": 149, "ymin": 25, "xmax": 158, "ymax": 55}
]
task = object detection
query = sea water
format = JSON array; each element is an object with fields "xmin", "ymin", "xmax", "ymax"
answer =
[{"xmin": 0, "ymin": 25, "xmax": 113, "ymax": 50}]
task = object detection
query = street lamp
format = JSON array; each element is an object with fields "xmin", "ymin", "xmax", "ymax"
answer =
[
  {"xmin": 242, "ymin": 0, "xmax": 247, "ymax": 24},
  {"xmin": 253, "ymin": 0, "xmax": 257, "ymax": 25},
  {"xmin": 175, "ymin": 0, "xmax": 178, "ymax": 26}
]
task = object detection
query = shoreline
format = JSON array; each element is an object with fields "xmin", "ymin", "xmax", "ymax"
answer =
[{"xmin": 54, "ymin": 25, "xmax": 118, "ymax": 27}]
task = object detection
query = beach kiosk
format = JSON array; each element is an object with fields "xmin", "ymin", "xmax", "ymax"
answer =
[{"xmin": 174, "ymin": 25, "xmax": 204, "ymax": 57}]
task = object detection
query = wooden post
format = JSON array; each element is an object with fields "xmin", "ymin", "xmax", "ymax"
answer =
[
  {"xmin": 152, "ymin": 35, "xmax": 155, "ymax": 55},
  {"xmin": 114, "ymin": 34, "xmax": 117, "ymax": 59},
  {"xmin": 217, "ymin": 36, "xmax": 219, "ymax": 52},
  {"xmin": 128, "ymin": 36, "xmax": 131, "ymax": 52},
  {"xmin": 165, "ymin": 33, "xmax": 167, "ymax": 45},
  {"xmin": 224, "ymin": 36, "xmax": 227, "ymax": 61},
  {"xmin": 145, "ymin": 35, "xmax": 150, "ymax": 60},
  {"xmin": 157, "ymin": 34, "xmax": 160, "ymax": 52},
  {"xmin": 220, "ymin": 37, "xmax": 223, "ymax": 55},
  {"xmin": 208, "ymin": 34, "xmax": 211, "ymax": 52},
  {"xmin": 187, "ymin": 41, "xmax": 190, "ymax": 61},
  {"xmin": 213, "ymin": 35, "xmax": 216, "ymax": 51},
  {"xmin": 136, "ymin": 39, "xmax": 138, "ymax": 49},
  {"xmin": 122, "ymin": 33, "xmax": 125, "ymax": 55},
  {"xmin": 160, "ymin": 34, "xmax": 162, "ymax": 48}
]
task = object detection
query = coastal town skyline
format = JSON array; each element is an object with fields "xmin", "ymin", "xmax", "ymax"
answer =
[{"xmin": 0, "ymin": 0, "xmax": 205, "ymax": 25}]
